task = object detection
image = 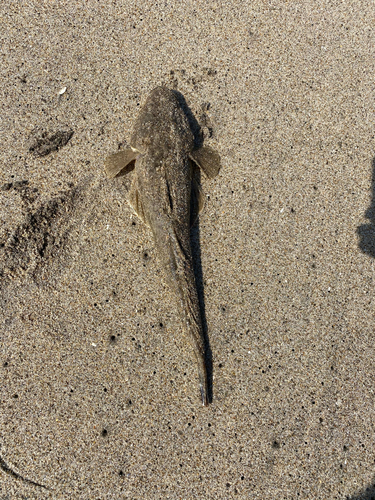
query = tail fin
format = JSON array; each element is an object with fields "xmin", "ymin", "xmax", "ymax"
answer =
[{"xmin": 199, "ymin": 369, "xmax": 209, "ymax": 406}]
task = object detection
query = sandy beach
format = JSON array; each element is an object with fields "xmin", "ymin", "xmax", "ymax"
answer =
[{"xmin": 1, "ymin": 1, "xmax": 375, "ymax": 498}]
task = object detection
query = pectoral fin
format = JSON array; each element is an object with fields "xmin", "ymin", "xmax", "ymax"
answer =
[
  {"xmin": 190, "ymin": 178, "xmax": 205, "ymax": 227},
  {"xmin": 190, "ymin": 146, "xmax": 221, "ymax": 179},
  {"xmin": 104, "ymin": 148, "xmax": 139, "ymax": 179}
]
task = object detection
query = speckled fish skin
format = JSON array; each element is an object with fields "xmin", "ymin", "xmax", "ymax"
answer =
[{"xmin": 118, "ymin": 87, "xmax": 210, "ymax": 405}]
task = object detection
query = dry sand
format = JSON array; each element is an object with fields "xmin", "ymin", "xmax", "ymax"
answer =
[{"xmin": 1, "ymin": 1, "xmax": 375, "ymax": 499}]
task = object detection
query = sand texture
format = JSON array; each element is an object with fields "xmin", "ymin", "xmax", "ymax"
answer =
[{"xmin": 1, "ymin": 1, "xmax": 375, "ymax": 499}]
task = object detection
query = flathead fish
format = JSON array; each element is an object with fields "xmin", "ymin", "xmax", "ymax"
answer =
[{"xmin": 105, "ymin": 87, "xmax": 220, "ymax": 406}]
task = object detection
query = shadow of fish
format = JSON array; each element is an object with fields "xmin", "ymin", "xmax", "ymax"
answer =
[{"xmin": 105, "ymin": 87, "xmax": 220, "ymax": 406}]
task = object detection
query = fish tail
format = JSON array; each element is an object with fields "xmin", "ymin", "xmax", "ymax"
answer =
[
  {"xmin": 154, "ymin": 224, "xmax": 210, "ymax": 406},
  {"xmin": 196, "ymin": 348, "xmax": 209, "ymax": 406},
  {"xmin": 199, "ymin": 367, "xmax": 209, "ymax": 406},
  {"xmin": 183, "ymin": 284, "xmax": 210, "ymax": 406}
]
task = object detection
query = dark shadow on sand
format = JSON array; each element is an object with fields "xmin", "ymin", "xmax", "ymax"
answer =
[
  {"xmin": 349, "ymin": 479, "xmax": 375, "ymax": 500},
  {"xmin": 174, "ymin": 89, "xmax": 213, "ymax": 404},
  {"xmin": 357, "ymin": 157, "xmax": 375, "ymax": 257},
  {"xmin": 190, "ymin": 172, "xmax": 213, "ymax": 404},
  {"xmin": 350, "ymin": 160, "xmax": 375, "ymax": 500}
]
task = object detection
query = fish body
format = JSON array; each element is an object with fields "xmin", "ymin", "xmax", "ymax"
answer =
[{"xmin": 105, "ymin": 87, "xmax": 220, "ymax": 406}]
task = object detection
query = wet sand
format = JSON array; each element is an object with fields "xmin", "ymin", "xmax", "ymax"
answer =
[{"xmin": 1, "ymin": 1, "xmax": 375, "ymax": 498}]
